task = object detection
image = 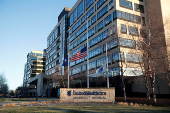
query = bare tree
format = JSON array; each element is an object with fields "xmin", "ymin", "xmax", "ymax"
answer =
[
  {"xmin": 104, "ymin": 30, "xmax": 128, "ymax": 102},
  {"xmin": 135, "ymin": 8, "xmax": 169, "ymax": 103},
  {"xmin": 0, "ymin": 73, "xmax": 9, "ymax": 97},
  {"xmin": 9, "ymin": 90, "xmax": 15, "ymax": 96}
]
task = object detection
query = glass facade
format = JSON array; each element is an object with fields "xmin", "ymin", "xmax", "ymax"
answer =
[
  {"xmin": 86, "ymin": 0, "xmax": 94, "ymax": 9},
  {"xmin": 97, "ymin": 0, "xmax": 106, "ymax": 9},
  {"xmin": 97, "ymin": 20, "xmax": 104, "ymax": 31},
  {"xmin": 90, "ymin": 29, "xmax": 109, "ymax": 47},
  {"xmin": 72, "ymin": 20, "xmax": 81, "ymax": 32},
  {"xmin": 86, "ymin": 7, "xmax": 94, "ymax": 18},
  {"xmin": 76, "ymin": 23, "xmax": 87, "ymax": 37},
  {"xmin": 89, "ymin": 46, "xmax": 102, "ymax": 58},
  {"xmin": 97, "ymin": 5, "xmax": 108, "ymax": 19},
  {"xmin": 97, "ymin": 56, "xmax": 111, "ymax": 67},
  {"xmin": 46, "ymin": 0, "xmax": 144, "ymax": 78},
  {"xmin": 81, "ymin": 15, "xmax": 85, "ymax": 23},
  {"xmin": 105, "ymin": 14, "xmax": 112, "ymax": 25},
  {"xmin": 119, "ymin": 0, "xmax": 133, "ymax": 9},
  {"xmin": 88, "ymin": 27, "xmax": 95, "ymax": 37},
  {"xmin": 113, "ymin": 10, "xmax": 141, "ymax": 23},
  {"xmin": 91, "ymin": 15, "xmax": 96, "ymax": 24},
  {"xmin": 109, "ymin": 0, "xmax": 114, "ymax": 9},
  {"xmin": 112, "ymin": 52, "xmax": 125, "ymax": 61},
  {"xmin": 77, "ymin": 0, "xmax": 84, "ymax": 18},
  {"xmin": 70, "ymin": 13, "xmax": 73, "ymax": 26},
  {"xmin": 80, "ymin": 33, "xmax": 87, "ymax": 43}
]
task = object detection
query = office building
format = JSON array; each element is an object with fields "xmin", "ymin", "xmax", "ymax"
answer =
[
  {"xmin": 44, "ymin": 0, "xmax": 170, "ymax": 95},
  {"xmin": 23, "ymin": 50, "xmax": 46, "ymax": 96},
  {"xmin": 46, "ymin": 0, "xmax": 144, "ymax": 84}
]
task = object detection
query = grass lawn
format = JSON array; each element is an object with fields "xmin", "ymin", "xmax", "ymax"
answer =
[
  {"xmin": 0, "ymin": 105, "xmax": 170, "ymax": 113},
  {"xmin": 0, "ymin": 98, "xmax": 59, "ymax": 103}
]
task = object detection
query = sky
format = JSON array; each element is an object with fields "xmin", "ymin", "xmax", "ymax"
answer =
[{"xmin": 0, "ymin": 0, "xmax": 77, "ymax": 90}]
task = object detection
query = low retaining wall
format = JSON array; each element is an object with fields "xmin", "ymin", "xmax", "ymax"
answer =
[{"xmin": 60, "ymin": 88, "xmax": 115, "ymax": 102}]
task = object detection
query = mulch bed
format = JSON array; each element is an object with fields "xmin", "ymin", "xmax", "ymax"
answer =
[{"xmin": 116, "ymin": 97, "xmax": 170, "ymax": 106}]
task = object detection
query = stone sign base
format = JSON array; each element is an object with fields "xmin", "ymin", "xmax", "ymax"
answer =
[{"xmin": 60, "ymin": 88, "xmax": 115, "ymax": 103}]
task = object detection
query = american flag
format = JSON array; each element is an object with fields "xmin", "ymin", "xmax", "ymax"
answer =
[{"xmin": 71, "ymin": 46, "xmax": 87, "ymax": 61}]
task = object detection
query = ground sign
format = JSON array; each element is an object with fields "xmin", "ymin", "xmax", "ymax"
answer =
[{"xmin": 60, "ymin": 88, "xmax": 115, "ymax": 102}]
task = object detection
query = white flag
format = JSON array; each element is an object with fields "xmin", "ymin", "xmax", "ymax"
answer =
[{"xmin": 96, "ymin": 62, "xmax": 106, "ymax": 74}]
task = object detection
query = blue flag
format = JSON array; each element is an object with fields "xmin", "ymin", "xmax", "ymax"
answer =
[
  {"xmin": 96, "ymin": 62, "xmax": 106, "ymax": 74},
  {"xmin": 62, "ymin": 56, "xmax": 68, "ymax": 66}
]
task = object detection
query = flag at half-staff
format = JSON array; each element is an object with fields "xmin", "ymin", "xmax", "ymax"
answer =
[
  {"xmin": 96, "ymin": 62, "xmax": 106, "ymax": 74},
  {"xmin": 62, "ymin": 56, "xmax": 68, "ymax": 66},
  {"xmin": 71, "ymin": 46, "xmax": 87, "ymax": 62}
]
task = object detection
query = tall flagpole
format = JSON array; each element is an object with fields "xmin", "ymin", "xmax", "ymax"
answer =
[
  {"xmin": 68, "ymin": 29, "xmax": 70, "ymax": 88},
  {"xmin": 106, "ymin": 41, "xmax": 109, "ymax": 88},
  {"xmin": 87, "ymin": 19, "xmax": 89, "ymax": 88}
]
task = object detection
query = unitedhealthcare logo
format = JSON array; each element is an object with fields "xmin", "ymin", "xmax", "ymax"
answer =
[{"xmin": 67, "ymin": 90, "xmax": 71, "ymax": 96}]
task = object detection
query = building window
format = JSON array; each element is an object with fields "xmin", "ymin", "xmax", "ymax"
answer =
[
  {"xmin": 76, "ymin": 58, "xmax": 84, "ymax": 64},
  {"xmin": 109, "ymin": 0, "xmax": 114, "ymax": 9},
  {"xmin": 110, "ymin": 25, "xmax": 116, "ymax": 34},
  {"xmin": 55, "ymin": 28, "xmax": 58, "ymax": 39},
  {"xmin": 105, "ymin": 14, "xmax": 112, "ymax": 25},
  {"xmin": 82, "ymin": 65, "xmax": 87, "ymax": 71},
  {"xmin": 112, "ymin": 52, "xmax": 125, "ymax": 61},
  {"xmin": 91, "ymin": 15, "xmax": 96, "ymax": 24},
  {"xmin": 119, "ymin": 0, "xmax": 133, "ymax": 9},
  {"xmin": 81, "ymin": 15, "xmax": 85, "ymax": 23},
  {"xmin": 70, "ymin": 44, "xmax": 73, "ymax": 50},
  {"xmin": 70, "ymin": 61, "xmax": 75, "ymax": 67},
  {"xmin": 70, "ymin": 13, "xmax": 73, "ymax": 26},
  {"xmin": 134, "ymin": 3, "xmax": 144, "ymax": 13},
  {"xmin": 90, "ymin": 29, "xmax": 109, "ymax": 46},
  {"xmin": 77, "ymin": 39, "xmax": 80, "ymax": 45},
  {"xmin": 126, "ymin": 53, "xmax": 142, "ymax": 62},
  {"xmin": 128, "ymin": 26, "xmax": 138, "ymax": 35},
  {"xmin": 121, "ymin": 24, "xmax": 127, "ymax": 33},
  {"xmin": 76, "ymin": 23, "xmax": 87, "ymax": 37},
  {"xmin": 103, "ymin": 38, "xmax": 118, "ymax": 51},
  {"xmin": 119, "ymin": 38, "xmax": 136, "ymax": 48},
  {"xmin": 89, "ymin": 46, "xmax": 102, "ymax": 58},
  {"xmin": 97, "ymin": 20, "xmax": 104, "ymax": 31},
  {"xmin": 74, "ymin": 9, "xmax": 77, "ymax": 22},
  {"xmin": 86, "ymin": 0, "xmax": 94, "ymax": 9},
  {"xmin": 88, "ymin": 20, "xmax": 91, "ymax": 27},
  {"xmin": 50, "ymin": 35, "xmax": 52, "ymax": 45},
  {"xmin": 77, "ymin": 0, "xmax": 84, "ymax": 18},
  {"xmin": 88, "ymin": 27, "xmax": 95, "ymax": 37},
  {"xmin": 97, "ymin": 0, "xmax": 106, "ymax": 9},
  {"xmin": 72, "ymin": 20, "xmax": 81, "ymax": 32},
  {"xmin": 47, "ymin": 39, "xmax": 49, "ymax": 48},
  {"xmin": 80, "ymin": 33, "xmax": 87, "ymax": 43},
  {"xmin": 97, "ymin": 56, "xmax": 111, "ymax": 67},
  {"xmin": 113, "ymin": 10, "xmax": 141, "ymax": 23},
  {"xmin": 86, "ymin": 7, "xmax": 94, "ymax": 18},
  {"xmin": 89, "ymin": 61, "xmax": 96, "ymax": 69},
  {"xmin": 70, "ymin": 34, "xmax": 76, "ymax": 42},
  {"xmin": 73, "ymin": 41, "xmax": 77, "ymax": 48},
  {"xmin": 109, "ymin": 68, "xmax": 120, "ymax": 76},
  {"xmin": 97, "ymin": 5, "xmax": 108, "ymax": 19}
]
